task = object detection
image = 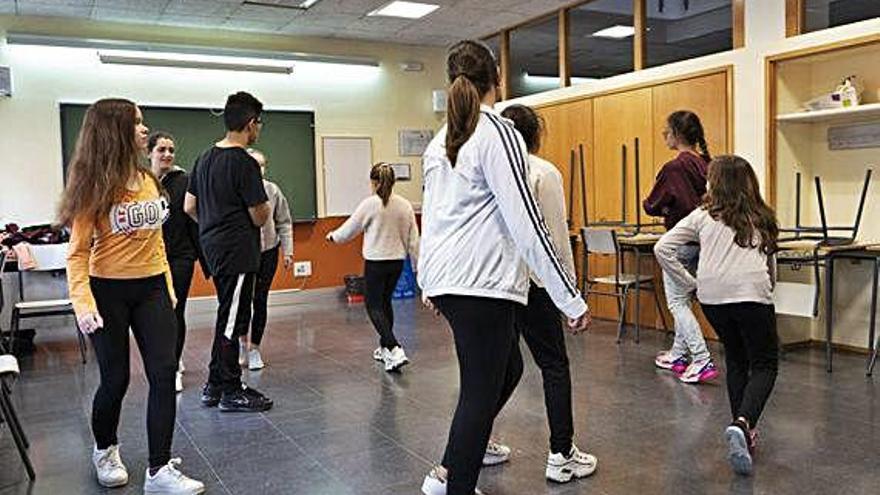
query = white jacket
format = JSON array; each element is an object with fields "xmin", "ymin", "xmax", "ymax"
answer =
[{"xmin": 417, "ymin": 105, "xmax": 587, "ymax": 319}]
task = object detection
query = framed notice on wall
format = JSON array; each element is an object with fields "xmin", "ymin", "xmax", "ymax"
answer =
[{"xmin": 398, "ymin": 129, "xmax": 434, "ymax": 156}]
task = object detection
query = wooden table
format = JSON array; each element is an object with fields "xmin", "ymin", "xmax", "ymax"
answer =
[{"xmin": 777, "ymin": 240, "xmax": 880, "ymax": 372}]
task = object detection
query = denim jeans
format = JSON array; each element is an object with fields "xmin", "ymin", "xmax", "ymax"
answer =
[{"xmin": 663, "ymin": 244, "xmax": 711, "ymax": 362}]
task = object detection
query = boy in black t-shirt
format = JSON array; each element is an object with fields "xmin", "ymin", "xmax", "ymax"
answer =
[{"xmin": 185, "ymin": 92, "xmax": 274, "ymax": 412}]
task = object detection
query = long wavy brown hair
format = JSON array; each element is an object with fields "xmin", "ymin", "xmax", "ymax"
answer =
[
  {"xmin": 58, "ymin": 98, "xmax": 158, "ymax": 226},
  {"xmin": 704, "ymin": 155, "xmax": 778, "ymax": 254}
]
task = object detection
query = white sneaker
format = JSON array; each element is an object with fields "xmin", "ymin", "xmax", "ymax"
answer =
[
  {"xmin": 383, "ymin": 346, "xmax": 409, "ymax": 372},
  {"xmin": 421, "ymin": 465, "xmax": 484, "ymax": 495},
  {"xmin": 93, "ymin": 444, "xmax": 128, "ymax": 488},
  {"xmin": 175, "ymin": 371, "xmax": 184, "ymax": 393},
  {"xmin": 482, "ymin": 440, "xmax": 511, "ymax": 466},
  {"xmin": 144, "ymin": 458, "xmax": 205, "ymax": 494},
  {"xmin": 372, "ymin": 347, "xmax": 384, "ymax": 362},
  {"xmin": 238, "ymin": 341, "xmax": 247, "ymax": 367},
  {"xmin": 248, "ymin": 348, "xmax": 265, "ymax": 370},
  {"xmin": 546, "ymin": 445, "xmax": 598, "ymax": 483},
  {"xmin": 178, "ymin": 360, "xmax": 185, "ymax": 373}
]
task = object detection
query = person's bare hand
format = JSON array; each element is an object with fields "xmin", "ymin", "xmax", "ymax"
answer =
[
  {"xmin": 77, "ymin": 312, "xmax": 104, "ymax": 334},
  {"xmin": 422, "ymin": 295, "xmax": 440, "ymax": 316},
  {"xmin": 566, "ymin": 309, "xmax": 592, "ymax": 335},
  {"xmin": 283, "ymin": 254, "xmax": 294, "ymax": 270}
]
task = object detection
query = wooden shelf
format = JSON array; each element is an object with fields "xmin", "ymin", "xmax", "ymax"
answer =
[{"xmin": 776, "ymin": 102, "xmax": 880, "ymax": 124}]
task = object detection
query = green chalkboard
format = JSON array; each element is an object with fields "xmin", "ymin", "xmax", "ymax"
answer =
[{"xmin": 60, "ymin": 103, "xmax": 317, "ymax": 222}]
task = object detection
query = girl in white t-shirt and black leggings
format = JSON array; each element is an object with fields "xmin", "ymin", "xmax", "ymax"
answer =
[
  {"xmin": 418, "ymin": 40, "xmax": 590, "ymax": 495},
  {"xmin": 327, "ymin": 163, "xmax": 420, "ymax": 373},
  {"xmin": 655, "ymin": 155, "xmax": 779, "ymax": 476}
]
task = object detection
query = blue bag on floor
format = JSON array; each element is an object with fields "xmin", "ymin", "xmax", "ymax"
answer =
[{"xmin": 392, "ymin": 257, "xmax": 417, "ymax": 299}]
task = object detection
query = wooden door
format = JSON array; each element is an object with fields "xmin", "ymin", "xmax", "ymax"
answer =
[
  {"xmin": 536, "ymin": 99, "xmax": 593, "ymax": 288},
  {"xmin": 651, "ymin": 71, "xmax": 730, "ymax": 339},
  {"xmin": 590, "ymin": 89, "xmax": 656, "ymax": 324}
]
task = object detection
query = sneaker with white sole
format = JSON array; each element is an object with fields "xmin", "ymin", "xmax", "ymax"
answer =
[
  {"xmin": 178, "ymin": 360, "xmax": 185, "ymax": 373},
  {"xmin": 373, "ymin": 347, "xmax": 385, "ymax": 362},
  {"xmin": 248, "ymin": 348, "xmax": 265, "ymax": 370},
  {"xmin": 654, "ymin": 351, "xmax": 689, "ymax": 374},
  {"xmin": 175, "ymin": 371, "xmax": 184, "ymax": 393},
  {"xmin": 93, "ymin": 444, "xmax": 128, "ymax": 488},
  {"xmin": 238, "ymin": 341, "xmax": 248, "ymax": 367},
  {"xmin": 384, "ymin": 346, "xmax": 409, "ymax": 372},
  {"xmin": 546, "ymin": 445, "xmax": 598, "ymax": 483},
  {"xmin": 678, "ymin": 359, "xmax": 720, "ymax": 384},
  {"xmin": 482, "ymin": 440, "xmax": 511, "ymax": 466},
  {"xmin": 724, "ymin": 423, "xmax": 753, "ymax": 476},
  {"xmin": 144, "ymin": 458, "xmax": 205, "ymax": 494},
  {"xmin": 420, "ymin": 465, "xmax": 484, "ymax": 495}
]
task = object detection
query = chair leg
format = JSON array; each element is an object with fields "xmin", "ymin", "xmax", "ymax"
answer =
[
  {"xmin": 0, "ymin": 385, "xmax": 36, "ymax": 481},
  {"xmin": 617, "ymin": 287, "xmax": 629, "ymax": 344},
  {"xmin": 1, "ymin": 380, "xmax": 29, "ymax": 448},
  {"xmin": 10, "ymin": 308, "xmax": 19, "ymax": 355},
  {"xmin": 74, "ymin": 321, "xmax": 87, "ymax": 364}
]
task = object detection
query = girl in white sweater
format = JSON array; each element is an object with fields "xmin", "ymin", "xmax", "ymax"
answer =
[
  {"xmin": 655, "ymin": 155, "xmax": 779, "ymax": 476},
  {"xmin": 327, "ymin": 163, "xmax": 420, "ymax": 372}
]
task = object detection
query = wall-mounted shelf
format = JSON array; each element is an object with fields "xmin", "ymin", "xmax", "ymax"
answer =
[{"xmin": 776, "ymin": 102, "xmax": 880, "ymax": 124}]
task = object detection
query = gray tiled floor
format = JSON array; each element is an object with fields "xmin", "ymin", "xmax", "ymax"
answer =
[{"xmin": 1, "ymin": 288, "xmax": 879, "ymax": 494}]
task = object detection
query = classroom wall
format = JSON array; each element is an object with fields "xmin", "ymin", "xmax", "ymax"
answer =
[
  {"xmin": 505, "ymin": 0, "xmax": 880, "ymax": 350},
  {"xmin": 0, "ymin": 16, "xmax": 446, "ymax": 225},
  {"xmin": 0, "ymin": 15, "xmax": 445, "ymax": 292}
]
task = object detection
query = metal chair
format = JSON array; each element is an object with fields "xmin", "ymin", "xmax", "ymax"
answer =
[
  {"xmin": 581, "ymin": 227, "xmax": 666, "ymax": 343},
  {"xmin": 0, "ymin": 353, "xmax": 35, "ymax": 480},
  {"xmin": 9, "ymin": 243, "xmax": 86, "ymax": 363}
]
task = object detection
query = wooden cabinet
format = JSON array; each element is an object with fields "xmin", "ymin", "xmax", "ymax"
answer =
[
  {"xmin": 532, "ymin": 69, "xmax": 732, "ymax": 337},
  {"xmin": 536, "ymin": 98, "xmax": 593, "ymax": 230}
]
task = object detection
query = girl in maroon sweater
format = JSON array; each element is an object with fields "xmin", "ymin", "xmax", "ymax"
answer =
[{"xmin": 644, "ymin": 110, "xmax": 718, "ymax": 384}]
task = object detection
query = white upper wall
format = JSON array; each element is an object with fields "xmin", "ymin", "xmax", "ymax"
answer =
[{"xmin": 0, "ymin": 17, "xmax": 446, "ymax": 225}]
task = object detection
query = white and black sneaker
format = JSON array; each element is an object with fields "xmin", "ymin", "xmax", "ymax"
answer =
[
  {"xmin": 725, "ymin": 422, "xmax": 753, "ymax": 475},
  {"xmin": 482, "ymin": 440, "xmax": 511, "ymax": 466},
  {"xmin": 546, "ymin": 445, "xmax": 598, "ymax": 483},
  {"xmin": 372, "ymin": 347, "xmax": 385, "ymax": 362},
  {"xmin": 421, "ymin": 465, "xmax": 484, "ymax": 495},
  {"xmin": 93, "ymin": 444, "xmax": 128, "ymax": 488},
  {"xmin": 144, "ymin": 458, "xmax": 205, "ymax": 494},
  {"xmin": 384, "ymin": 346, "xmax": 409, "ymax": 372}
]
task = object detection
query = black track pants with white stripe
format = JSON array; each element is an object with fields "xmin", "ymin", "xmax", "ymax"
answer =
[{"xmin": 208, "ymin": 272, "xmax": 256, "ymax": 392}]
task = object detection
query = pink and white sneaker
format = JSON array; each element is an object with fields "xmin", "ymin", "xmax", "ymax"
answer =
[
  {"xmin": 678, "ymin": 360, "xmax": 719, "ymax": 384},
  {"xmin": 654, "ymin": 351, "xmax": 689, "ymax": 375}
]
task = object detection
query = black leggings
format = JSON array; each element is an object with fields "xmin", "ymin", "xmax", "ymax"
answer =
[
  {"xmin": 89, "ymin": 275, "xmax": 178, "ymax": 468},
  {"xmin": 517, "ymin": 284, "xmax": 574, "ymax": 455},
  {"xmin": 250, "ymin": 246, "xmax": 280, "ymax": 347},
  {"xmin": 169, "ymin": 258, "xmax": 195, "ymax": 362},
  {"xmin": 701, "ymin": 302, "xmax": 779, "ymax": 428},
  {"xmin": 364, "ymin": 260, "xmax": 404, "ymax": 350},
  {"xmin": 434, "ymin": 295, "xmax": 524, "ymax": 495}
]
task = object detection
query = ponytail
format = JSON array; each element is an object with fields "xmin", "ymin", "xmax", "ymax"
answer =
[
  {"xmin": 370, "ymin": 162, "xmax": 395, "ymax": 207},
  {"xmin": 446, "ymin": 75, "xmax": 482, "ymax": 167},
  {"xmin": 697, "ymin": 136, "xmax": 711, "ymax": 160}
]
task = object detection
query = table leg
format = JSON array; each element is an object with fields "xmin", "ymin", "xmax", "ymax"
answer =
[
  {"xmin": 868, "ymin": 258, "xmax": 879, "ymax": 376},
  {"xmin": 825, "ymin": 255, "xmax": 834, "ymax": 373}
]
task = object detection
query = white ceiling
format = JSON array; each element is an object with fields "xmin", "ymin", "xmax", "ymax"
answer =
[{"xmin": 0, "ymin": 0, "xmax": 579, "ymax": 46}]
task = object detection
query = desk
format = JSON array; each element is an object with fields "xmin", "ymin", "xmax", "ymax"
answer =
[
  {"xmin": 777, "ymin": 240, "xmax": 880, "ymax": 373},
  {"xmin": 616, "ymin": 233, "xmax": 665, "ymax": 342}
]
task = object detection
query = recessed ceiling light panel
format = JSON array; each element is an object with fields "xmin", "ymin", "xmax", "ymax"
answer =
[
  {"xmin": 368, "ymin": 1, "xmax": 440, "ymax": 19},
  {"xmin": 592, "ymin": 25, "xmax": 636, "ymax": 39}
]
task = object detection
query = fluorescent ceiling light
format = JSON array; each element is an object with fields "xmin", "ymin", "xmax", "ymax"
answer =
[
  {"xmin": 97, "ymin": 50, "xmax": 294, "ymax": 74},
  {"xmin": 368, "ymin": 1, "xmax": 439, "ymax": 19},
  {"xmin": 592, "ymin": 25, "xmax": 635, "ymax": 39},
  {"xmin": 242, "ymin": 0, "xmax": 322, "ymax": 9}
]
